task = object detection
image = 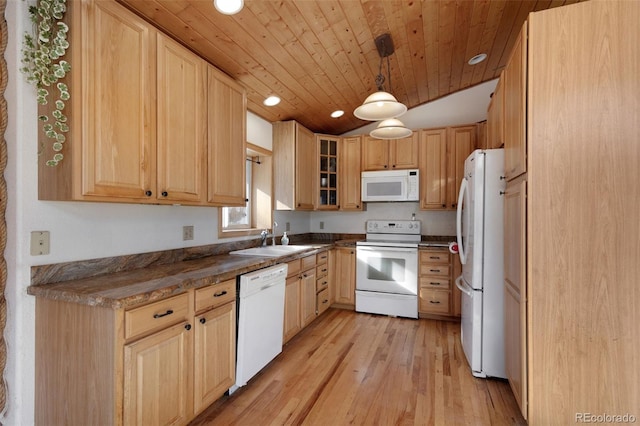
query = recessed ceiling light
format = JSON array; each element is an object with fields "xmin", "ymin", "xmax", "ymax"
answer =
[
  {"xmin": 213, "ymin": 0, "xmax": 244, "ymax": 15},
  {"xmin": 263, "ymin": 96, "xmax": 281, "ymax": 106},
  {"xmin": 331, "ymin": 110, "xmax": 344, "ymax": 118},
  {"xmin": 468, "ymin": 53, "xmax": 487, "ymax": 65}
]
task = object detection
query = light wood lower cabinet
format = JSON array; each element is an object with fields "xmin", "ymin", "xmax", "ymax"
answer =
[
  {"xmin": 418, "ymin": 248, "xmax": 460, "ymax": 318},
  {"xmin": 124, "ymin": 321, "xmax": 194, "ymax": 425},
  {"xmin": 283, "ymin": 254, "xmax": 321, "ymax": 343},
  {"xmin": 193, "ymin": 300, "xmax": 236, "ymax": 415},
  {"xmin": 34, "ymin": 280, "xmax": 236, "ymax": 426},
  {"xmin": 333, "ymin": 247, "xmax": 356, "ymax": 307}
]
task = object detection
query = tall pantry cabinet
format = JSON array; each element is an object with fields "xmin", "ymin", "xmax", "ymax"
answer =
[{"xmin": 502, "ymin": 2, "xmax": 640, "ymax": 423}]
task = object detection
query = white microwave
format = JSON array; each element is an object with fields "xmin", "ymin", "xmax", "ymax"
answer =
[{"xmin": 361, "ymin": 169, "xmax": 419, "ymax": 202}]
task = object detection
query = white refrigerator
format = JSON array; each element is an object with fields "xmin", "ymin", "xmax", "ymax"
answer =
[{"xmin": 455, "ymin": 149, "xmax": 506, "ymax": 379}]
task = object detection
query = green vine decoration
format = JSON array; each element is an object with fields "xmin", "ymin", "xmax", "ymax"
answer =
[{"xmin": 21, "ymin": 0, "xmax": 70, "ymax": 166}]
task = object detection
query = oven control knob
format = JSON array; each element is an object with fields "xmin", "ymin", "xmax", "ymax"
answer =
[{"xmin": 373, "ymin": 223, "xmax": 378, "ymax": 228}]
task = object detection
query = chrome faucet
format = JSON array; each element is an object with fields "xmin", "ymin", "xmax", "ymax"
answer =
[
  {"xmin": 272, "ymin": 221, "xmax": 278, "ymax": 246},
  {"xmin": 260, "ymin": 229, "xmax": 269, "ymax": 247}
]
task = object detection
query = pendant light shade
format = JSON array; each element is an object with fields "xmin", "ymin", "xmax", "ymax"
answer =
[
  {"xmin": 369, "ymin": 118, "xmax": 412, "ymax": 140},
  {"xmin": 354, "ymin": 91, "xmax": 407, "ymax": 121},
  {"xmin": 354, "ymin": 33, "xmax": 407, "ymax": 124}
]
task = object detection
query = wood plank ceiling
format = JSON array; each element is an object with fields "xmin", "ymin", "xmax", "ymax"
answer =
[{"xmin": 118, "ymin": 0, "xmax": 585, "ymax": 136}]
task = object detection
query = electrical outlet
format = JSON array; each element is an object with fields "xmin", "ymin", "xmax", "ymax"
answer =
[
  {"xmin": 319, "ymin": 221, "xmax": 324, "ymax": 230},
  {"xmin": 286, "ymin": 222, "xmax": 290, "ymax": 232},
  {"xmin": 183, "ymin": 225, "xmax": 194, "ymax": 241},
  {"xmin": 30, "ymin": 231, "xmax": 50, "ymax": 256}
]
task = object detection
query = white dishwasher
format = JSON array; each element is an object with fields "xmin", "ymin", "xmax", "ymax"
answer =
[{"xmin": 233, "ymin": 263, "xmax": 287, "ymax": 392}]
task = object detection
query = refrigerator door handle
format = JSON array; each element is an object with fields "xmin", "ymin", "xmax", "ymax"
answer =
[
  {"xmin": 456, "ymin": 177, "xmax": 468, "ymax": 264},
  {"xmin": 455, "ymin": 275, "xmax": 472, "ymax": 297}
]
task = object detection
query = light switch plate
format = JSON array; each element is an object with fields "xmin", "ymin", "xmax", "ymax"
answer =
[{"xmin": 30, "ymin": 231, "xmax": 50, "ymax": 256}]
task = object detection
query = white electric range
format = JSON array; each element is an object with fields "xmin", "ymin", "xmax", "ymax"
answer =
[{"xmin": 355, "ymin": 219, "xmax": 421, "ymax": 319}]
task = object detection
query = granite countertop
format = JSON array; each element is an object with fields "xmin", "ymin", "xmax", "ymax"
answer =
[{"xmin": 27, "ymin": 244, "xmax": 332, "ymax": 310}]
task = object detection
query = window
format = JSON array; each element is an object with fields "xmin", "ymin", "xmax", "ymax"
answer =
[{"xmin": 218, "ymin": 143, "xmax": 272, "ymax": 238}]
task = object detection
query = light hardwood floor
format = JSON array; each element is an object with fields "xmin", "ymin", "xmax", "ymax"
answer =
[{"xmin": 190, "ymin": 308, "xmax": 526, "ymax": 425}]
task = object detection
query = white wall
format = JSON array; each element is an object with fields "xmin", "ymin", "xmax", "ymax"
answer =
[{"xmin": 1, "ymin": 3, "xmax": 493, "ymax": 422}]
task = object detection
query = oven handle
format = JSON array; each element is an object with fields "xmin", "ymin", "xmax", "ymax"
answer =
[{"xmin": 356, "ymin": 246, "xmax": 417, "ymax": 254}]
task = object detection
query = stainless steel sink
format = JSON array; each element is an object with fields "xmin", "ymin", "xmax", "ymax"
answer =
[{"xmin": 229, "ymin": 245, "xmax": 313, "ymax": 257}]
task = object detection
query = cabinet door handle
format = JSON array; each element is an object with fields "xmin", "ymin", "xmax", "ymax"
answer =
[
  {"xmin": 213, "ymin": 290, "xmax": 228, "ymax": 297},
  {"xmin": 161, "ymin": 191, "xmax": 168, "ymax": 197},
  {"xmin": 153, "ymin": 309, "xmax": 174, "ymax": 319},
  {"xmin": 185, "ymin": 324, "xmax": 192, "ymax": 331},
  {"xmin": 429, "ymin": 300, "xmax": 441, "ymax": 304},
  {"xmin": 200, "ymin": 318, "xmax": 206, "ymax": 324},
  {"xmin": 145, "ymin": 190, "xmax": 153, "ymax": 197}
]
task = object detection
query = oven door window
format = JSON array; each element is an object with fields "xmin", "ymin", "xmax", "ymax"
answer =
[
  {"xmin": 366, "ymin": 256, "xmax": 406, "ymax": 282},
  {"xmin": 356, "ymin": 248, "xmax": 418, "ymax": 295}
]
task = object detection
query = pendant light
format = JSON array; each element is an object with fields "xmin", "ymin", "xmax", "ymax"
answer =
[
  {"xmin": 370, "ymin": 118, "xmax": 413, "ymax": 140},
  {"xmin": 354, "ymin": 33, "xmax": 408, "ymax": 122}
]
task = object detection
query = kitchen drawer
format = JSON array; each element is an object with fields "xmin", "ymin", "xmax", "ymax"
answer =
[
  {"xmin": 419, "ymin": 276, "xmax": 451, "ymax": 290},
  {"xmin": 287, "ymin": 259, "xmax": 301, "ymax": 278},
  {"xmin": 195, "ymin": 279, "xmax": 236, "ymax": 313},
  {"xmin": 125, "ymin": 293, "xmax": 190, "ymax": 340},
  {"xmin": 316, "ymin": 263, "xmax": 329, "ymax": 279},
  {"xmin": 316, "ymin": 251, "xmax": 328, "ymax": 266},
  {"xmin": 301, "ymin": 254, "xmax": 316, "ymax": 271},
  {"xmin": 316, "ymin": 288, "xmax": 330, "ymax": 315},
  {"xmin": 421, "ymin": 264, "xmax": 450, "ymax": 277},
  {"xmin": 420, "ymin": 250, "xmax": 450, "ymax": 265},
  {"xmin": 316, "ymin": 274, "xmax": 329, "ymax": 293},
  {"xmin": 419, "ymin": 289, "xmax": 450, "ymax": 315}
]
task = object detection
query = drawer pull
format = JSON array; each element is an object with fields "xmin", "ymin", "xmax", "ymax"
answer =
[
  {"xmin": 429, "ymin": 269, "xmax": 441, "ymax": 273},
  {"xmin": 153, "ymin": 309, "xmax": 174, "ymax": 319},
  {"xmin": 429, "ymin": 256, "xmax": 440, "ymax": 259},
  {"xmin": 322, "ymin": 299, "xmax": 328, "ymax": 304},
  {"xmin": 429, "ymin": 282, "xmax": 441, "ymax": 286},
  {"xmin": 213, "ymin": 290, "xmax": 228, "ymax": 298},
  {"xmin": 321, "ymin": 268, "xmax": 327, "ymax": 273},
  {"xmin": 429, "ymin": 300, "xmax": 441, "ymax": 304}
]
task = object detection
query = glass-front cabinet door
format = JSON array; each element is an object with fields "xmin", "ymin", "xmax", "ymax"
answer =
[{"xmin": 316, "ymin": 135, "xmax": 339, "ymax": 210}]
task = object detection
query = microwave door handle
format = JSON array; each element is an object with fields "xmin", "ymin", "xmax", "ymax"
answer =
[{"xmin": 456, "ymin": 177, "xmax": 468, "ymax": 265}]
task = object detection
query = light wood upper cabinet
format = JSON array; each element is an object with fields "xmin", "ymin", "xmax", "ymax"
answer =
[
  {"xmin": 316, "ymin": 135, "xmax": 339, "ymax": 210},
  {"xmin": 419, "ymin": 126, "xmax": 475, "ymax": 211},
  {"xmin": 340, "ymin": 136, "xmax": 363, "ymax": 211},
  {"xmin": 503, "ymin": 22, "xmax": 527, "ymax": 181},
  {"xmin": 273, "ymin": 120, "xmax": 316, "ymax": 210},
  {"xmin": 447, "ymin": 125, "xmax": 476, "ymax": 210},
  {"xmin": 361, "ymin": 132, "xmax": 419, "ymax": 171},
  {"xmin": 80, "ymin": 0, "xmax": 157, "ymax": 201},
  {"xmin": 123, "ymin": 321, "xmax": 194, "ymax": 426},
  {"xmin": 487, "ymin": 74, "xmax": 505, "ymax": 150},
  {"xmin": 207, "ymin": 65, "xmax": 247, "ymax": 206},
  {"xmin": 157, "ymin": 34, "xmax": 207, "ymax": 203},
  {"xmin": 419, "ymin": 128, "xmax": 447, "ymax": 209},
  {"xmin": 37, "ymin": 0, "xmax": 247, "ymax": 207}
]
